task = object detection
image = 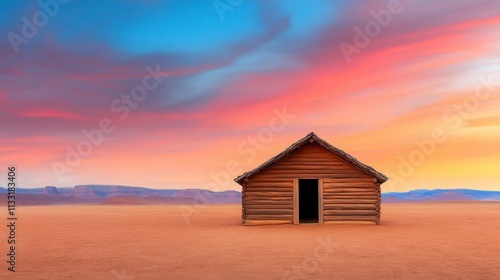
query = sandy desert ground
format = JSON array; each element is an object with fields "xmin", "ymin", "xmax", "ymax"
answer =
[{"xmin": 0, "ymin": 202, "xmax": 499, "ymax": 280}]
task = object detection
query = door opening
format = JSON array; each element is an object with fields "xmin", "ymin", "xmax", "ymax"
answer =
[{"xmin": 298, "ymin": 179, "xmax": 319, "ymax": 223}]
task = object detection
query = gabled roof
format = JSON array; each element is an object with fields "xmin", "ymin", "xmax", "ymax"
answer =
[{"xmin": 234, "ymin": 132, "xmax": 388, "ymax": 184}]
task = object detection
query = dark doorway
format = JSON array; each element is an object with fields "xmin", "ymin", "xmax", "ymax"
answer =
[{"xmin": 299, "ymin": 179, "xmax": 319, "ymax": 223}]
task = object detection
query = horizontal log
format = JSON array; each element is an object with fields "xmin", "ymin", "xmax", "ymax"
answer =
[
  {"xmin": 269, "ymin": 167, "xmax": 363, "ymax": 173},
  {"xmin": 324, "ymin": 204, "xmax": 379, "ymax": 210},
  {"xmin": 245, "ymin": 214, "xmax": 293, "ymax": 220},
  {"xmin": 324, "ymin": 199, "xmax": 379, "ymax": 204},
  {"xmin": 325, "ymin": 202, "xmax": 381, "ymax": 206},
  {"xmin": 323, "ymin": 187, "xmax": 378, "ymax": 192},
  {"xmin": 323, "ymin": 192, "xmax": 380, "ymax": 197},
  {"xmin": 245, "ymin": 191, "xmax": 293, "ymax": 195},
  {"xmin": 244, "ymin": 220, "xmax": 293, "ymax": 226},
  {"xmin": 323, "ymin": 216, "xmax": 379, "ymax": 222},
  {"xmin": 244, "ymin": 192, "xmax": 293, "ymax": 198},
  {"xmin": 323, "ymin": 190, "xmax": 378, "ymax": 194},
  {"xmin": 323, "ymin": 196, "xmax": 379, "ymax": 200},
  {"xmin": 245, "ymin": 181, "xmax": 292, "ymax": 187},
  {"xmin": 245, "ymin": 209, "xmax": 293, "ymax": 215},
  {"xmin": 243, "ymin": 197, "xmax": 292, "ymax": 202},
  {"xmin": 245, "ymin": 188, "xmax": 292, "ymax": 193},
  {"xmin": 323, "ymin": 178, "xmax": 375, "ymax": 184},
  {"xmin": 324, "ymin": 196, "xmax": 380, "ymax": 201},
  {"xmin": 243, "ymin": 186, "xmax": 293, "ymax": 192},
  {"xmin": 324, "ymin": 221, "xmax": 377, "ymax": 225},
  {"xmin": 253, "ymin": 173, "xmax": 369, "ymax": 180},
  {"xmin": 324, "ymin": 210, "xmax": 379, "ymax": 216},
  {"xmin": 324, "ymin": 188, "xmax": 379, "ymax": 192},
  {"xmin": 268, "ymin": 164, "xmax": 362, "ymax": 174},
  {"xmin": 324, "ymin": 194, "xmax": 378, "ymax": 198},
  {"xmin": 243, "ymin": 203, "xmax": 292, "ymax": 208},
  {"xmin": 269, "ymin": 165, "xmax": 355, "ymax": 170},
  {"xmin": 324, "ymin": 186, "xmax": 378, "ymax": 190},
  {"xmin": 245, "ymin": 185, "xmax": 292, "ymax": 189},
  {"xmin": 262, "ymin": 170, "xmax": 363, "ymax": 178},
  {"xmin": 244, "ymin": 200, "xmax": 292, "ymax": 205},
  {"xmin": 324, "ymin": 181, "xmax": 377, "ymax": 185},
  {"xmin": 323, "ymin": 183, "xmax": 377, "ymax": 188},
  {"xmin": 245, "ymin": 204, "xmax": 292, "ymax": 210},
  {"xmin": 245, "ymin": 186, "xmax": 292, "ymax": 191},
  {"xmin": 324, "ymin": 189, "xmax": 378, "ymax": 193}
]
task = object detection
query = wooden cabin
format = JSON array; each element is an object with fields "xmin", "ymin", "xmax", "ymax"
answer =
[{"xmin": 234, "ymin": 132, "xmax": 388, "ymax": 225}]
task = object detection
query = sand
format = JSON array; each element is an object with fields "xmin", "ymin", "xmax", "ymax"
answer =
[{"xmin": 0, "ymin": 202, "xmax": 499, "ymax": 279}]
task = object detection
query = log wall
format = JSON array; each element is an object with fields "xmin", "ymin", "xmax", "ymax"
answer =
[{"xmin": 242, "ymin": 143, "xmax": 381, "ymax": 225}]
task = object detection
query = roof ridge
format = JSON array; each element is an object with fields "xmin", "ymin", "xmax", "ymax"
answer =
[{"xmin": 234, "ymin": 132, "xmax": 388, "ymax": 184}]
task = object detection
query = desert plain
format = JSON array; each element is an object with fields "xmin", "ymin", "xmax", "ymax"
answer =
[{"xmin": 0, "ymin": 202, "xmax": 499, "ymax": 280}]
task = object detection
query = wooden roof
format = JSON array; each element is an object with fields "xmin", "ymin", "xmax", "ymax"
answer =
[{"xmin": 234, "ymin": 132, "xmax": 388, "ymax": 184}]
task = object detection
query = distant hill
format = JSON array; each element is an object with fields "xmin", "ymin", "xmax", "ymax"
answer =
[
  {"xmin": 1, "ymin": 186, "xmax": 499, "ymax": 205},
  {"xmin": 0, "ymin": 185, "xmax": 241, "ymax": 205},
  {"xmin": 382, "ymin": 189, "xmax": 500, "ymax": 203}
]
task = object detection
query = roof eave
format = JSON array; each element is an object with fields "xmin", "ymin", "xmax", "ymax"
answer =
[{"xmin": 234, "ymin": 132, "xmax": 388, "ymax": 184}]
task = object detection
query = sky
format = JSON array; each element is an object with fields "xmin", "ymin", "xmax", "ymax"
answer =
[{"xmin": 1, "ymin": 0, "xmax": 500, "ymax": 192}]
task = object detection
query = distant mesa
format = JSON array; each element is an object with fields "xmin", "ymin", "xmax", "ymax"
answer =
[
  {"xmin": 0, "ymin": 186, "xmax": 498, "ymax": 206},
  {"xmin": 44, "ymin": 186, "xmax": 59, "ymax": 195},
  {"xmin": 0, "ymin": 184, "xmax": 241, "ymax": 205},
  {"xmin": 382, "ymin": 189, "xmax": 500, "ymax": 202},
  {"xmin": 73, "ymin": 185, "xmax": 182, "ymax": 198}
]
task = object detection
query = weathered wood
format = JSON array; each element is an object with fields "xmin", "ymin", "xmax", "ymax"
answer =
[
  {"xmin": 323, "ymin": 178, "xmax": 375, "ymax": 184},
  {"xmin": 243, "ymin": 204, "xmax": 292, "ymax": 209},
  {"xmin": 245, "ymin": 188, "xmax": 292, "ymax": 193},
  {"xmin": 244, "ymin": 192, "xmax": 293, "ymax": 197},
  {"xmin": 245, "ymin": 204, "xmax": 292, "ymax": 210},
  {"xmin": 246, "ymin": 181, "xmax": 292, "ymax": 187},
  {"xmin": 323, "ymin": 195, "xmax": 379, "ymax": 199},
  {"xmin": 323, "ymin": 216, "xmax": 379, "ymax": 222},
  {"xmin": 245, "ymin": 186, "xmax": 292, "ymax": 191},
  {"xmin": 323, "ymin": 183, "xmax": 377, "ymax": 188},
  {"xmin": 324, "ymin": 221, "xmax": 377, "ymax": 225},
  {"xmin": 259, "ymin": 170, "xmax": 366, "ymax": 176},
  {"xmin": 269, "ymin": 165, "xmax": 365, "ymax": 171},
  {"xmin": 323, "ymin": 190, "xmax": 378, "ymax": 195},
  {"xmin": 240, "ymin": 140, "xmax": 383, "ymax": 225},
  {"xmin": 323, "ymin": 210, "xmax": 379, "ymax": 216},
  {"xmin": 243, "ymin": 197, "xmax": 292, "ymax": 202},
  {"xmin": 244, "ymin": 220, "xmax": 293, "ymax": 225},
  {"xmin": 323, "ymin": 195, "xmax": 379, "ymax": 200},
  {"xmin": 324, "ymin": 191, "xmax": 378, "ymax": 195},
  {"xmin": 253, "ymin": 174, "xmax": 371, "ymax": 180},
  {"xmin": 245, "ymin": 209, "xmax": 293, "ymax": 215},
  {"xmin": 324, "ymin": 199, "xmax": 379, "ymax": 204},
  {"xmin": 324, "ymin": 204, "xmax": 379, "ymax": 210},
  {"xmin": 245, "ymin": 214, "xmax": 293, "ymax": 220},
  {"xmin": 269, "ymin": 165, "xmax": 357, "ymax": 170},
  {"xmin": 323, "ymin": 187, "xmax": 378, "ymax": 192}
]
